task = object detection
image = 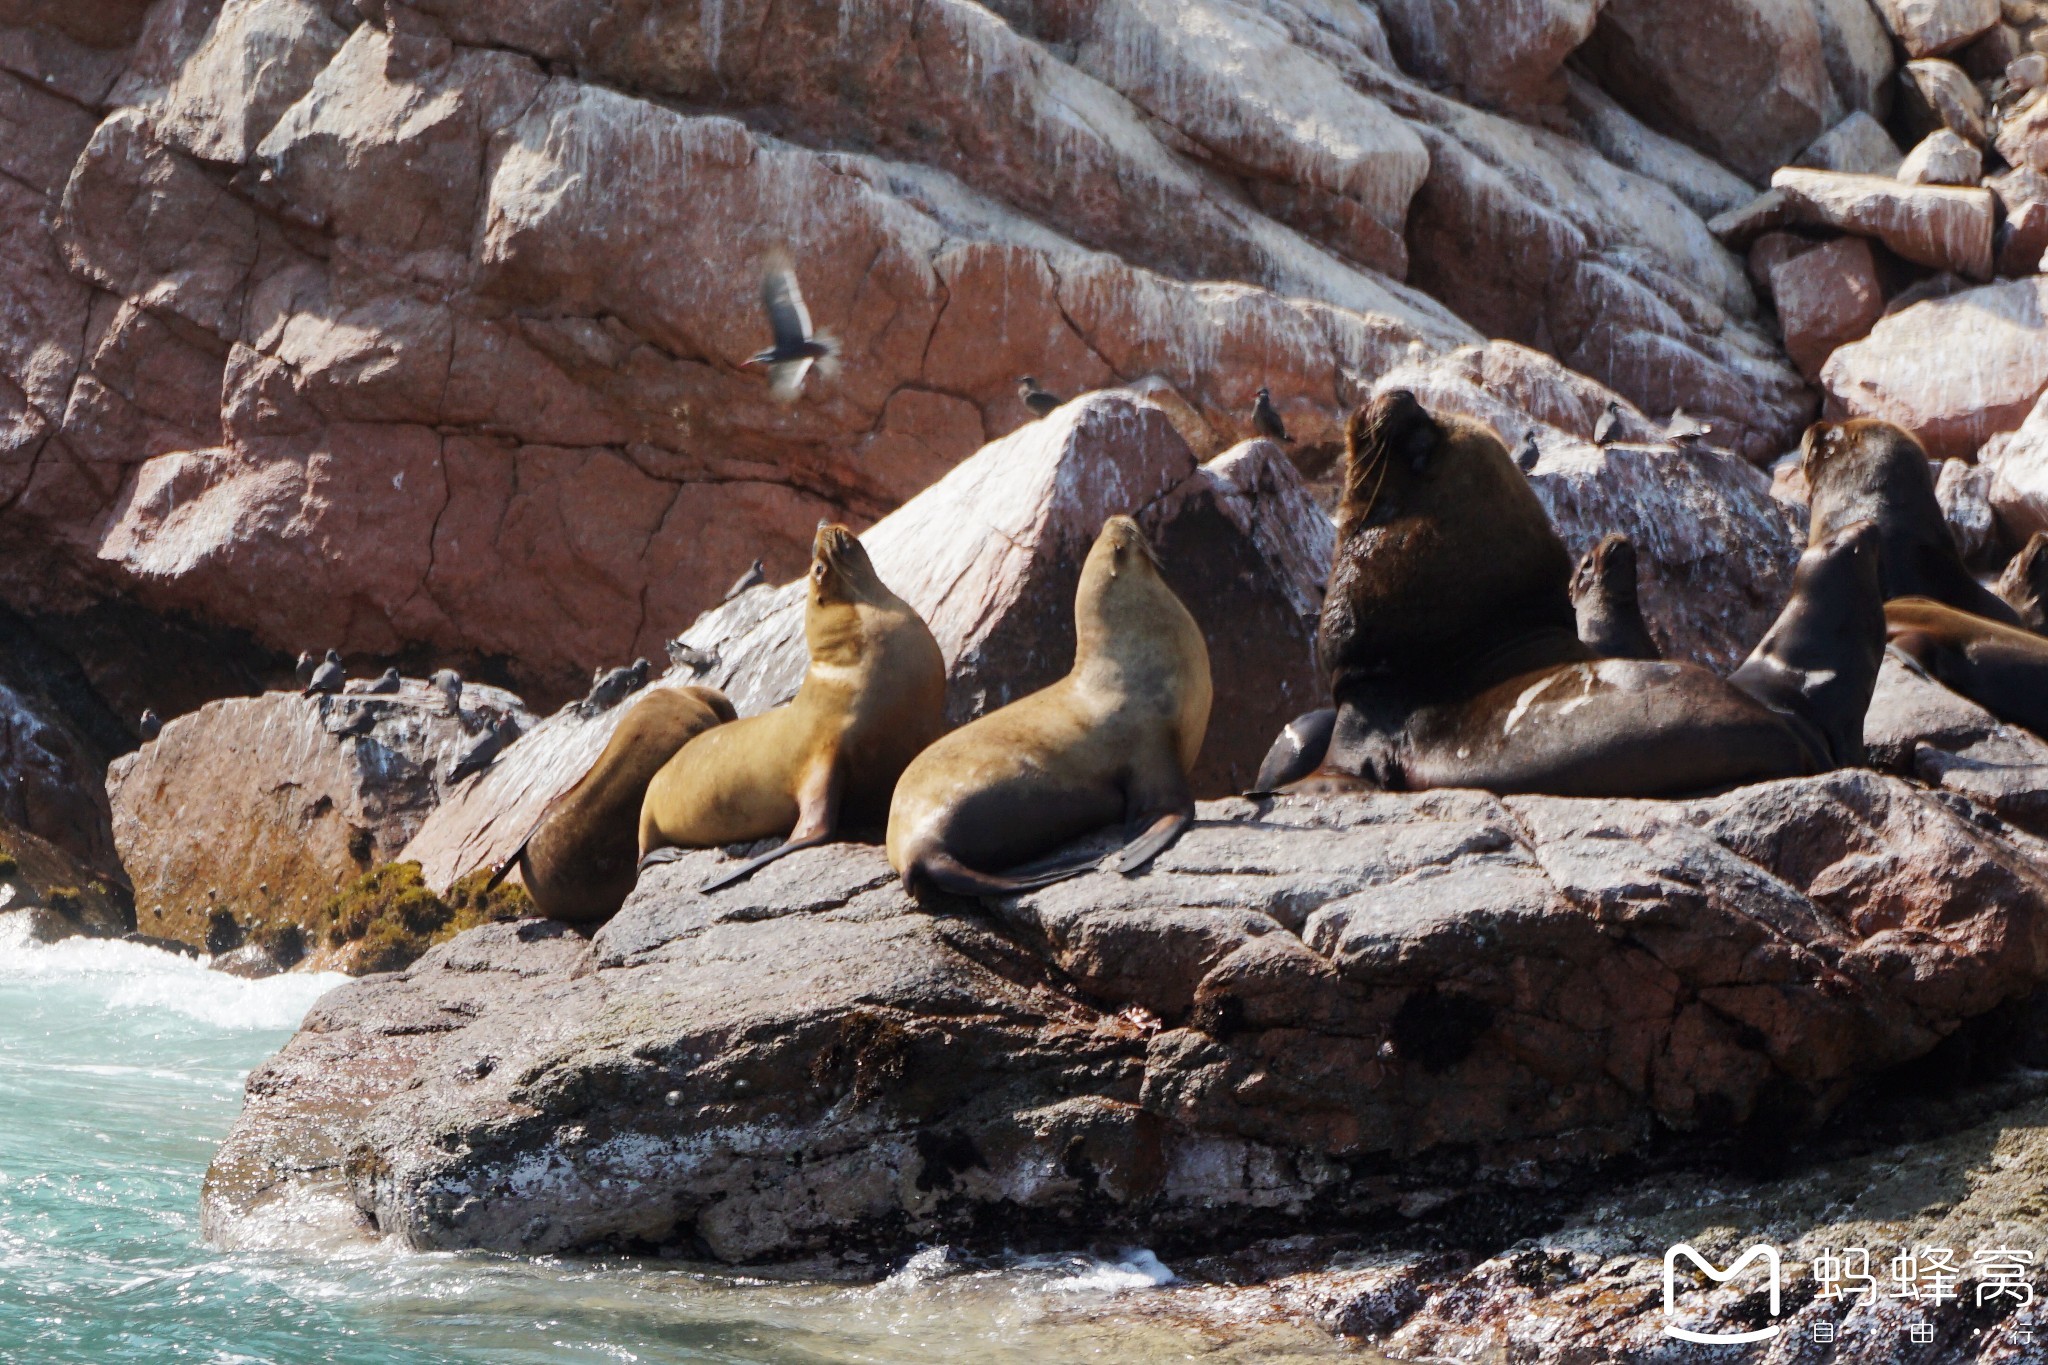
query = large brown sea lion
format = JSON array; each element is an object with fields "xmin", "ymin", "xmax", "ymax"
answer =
[
  {"xmin": 1569, "ymin": 533, "xmax": 1661, "ymax": 661},
  {"xmin": 1728, "ymin": 520, "xmax": 1885, "ymax": 767},
  {"xmin": 887, "ymin": 516, "xmax": 1211, "ymax": 896},
  {"xmin": 488, "ymin": 686, "xmax": 736, "ymax": 925},
  {"xmin": 1302, "ymin": 391, "xmax": 1827, "ymax": 796},
  {"xmin": 1996, "ymin": 530, "xmax": 2048, "ymax": 634},
  {"xmin": 1885, "ymin": 596, "xmax": 2048, "ymax": 738},
  {"xmin": 1803, "ymin": 419, "xmax": 2022, "ymax": 625},
  {"xmin": 640, "ymin": 524, "xmax": 947, "ymax": 891}
]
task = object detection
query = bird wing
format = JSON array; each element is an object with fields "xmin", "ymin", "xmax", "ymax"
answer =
[
  {"xmin": 761, "ymin": 255, "xmax": 813, "ymax": 350},
  {"xmin": 768, "ymin": 356, "xmax": 814, "ymax": 402}
]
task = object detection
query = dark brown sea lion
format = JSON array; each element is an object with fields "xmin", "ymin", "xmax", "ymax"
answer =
[
  {"xmin": 487, "ymin": 686, "xmax": 736, "ymax": 926},
  {"xmin": 887, "ymin": 516, "xmax": 1211, "ymax": 896},
  {"xmin": 1569, "ymin": 533, "xmax": 1661, "ymax": 661},
  {"xmin": 1728, "ymin": 519, "xmax": 1885, "ymax": 767},
  {"xmin": 1803, "ymin": 419, "xmax": 2022, "ymax": 624},
  {"xmin": 1304, "ymin": 391, "xmax": 1824, "ymax": 796},
  {"xmin": 1249, "ymin": 706, "xmax": 1336, "ymax": 795},
  {"xmin": 1996, "ymin": 530, "xmax": 2048, "ymax": 634},
  {"xmin": 1886, "ymin": 596, "xmax": 2048, "ymax": 738},
  {"xmin": 640, "ymin": 524, "xmax": 947, "ymax": 891}
]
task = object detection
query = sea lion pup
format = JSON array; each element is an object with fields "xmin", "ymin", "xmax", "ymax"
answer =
[
  {"xmin": 1569, "ymin": 534, "xmax": 1661, "ymax": 660},
  {"xmin": 887, "ymin": 516, "xmax": 1211, "ymax": 896},
  {"xmin": 1996, "ymin": 531, "xmax": 2048, "ymax": 633},
  {"xmin": 1886, "ymin": 596, "xmax": 2048, "ymax": 738},
  {"xmin": 640, "ymin": 524, "xmax": 946, "ymax": 892},
  {"xmin": 486, "ymin": 686, "xmax": 736, "ymax": 925},
  {"xmin": 1728, "ymin": 520, "xmax": 1885, "ymax": 767},
  {"xmin": 1803, "ymin": 419, "xmax": 2023, "ymax": 625},
  {"xmin": 1303, "ymin": 391, "xmax": 1824, "ymax": 796}
]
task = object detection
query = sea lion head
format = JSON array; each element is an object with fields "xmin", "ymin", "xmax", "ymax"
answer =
[
  {"xmin": 1801, "ymin": 419, "xmax": 1935, "ymax": 541},
  {"xmin": 1337, "ymin": 390, "xmax": 1447, "ymax": 540},
  {"xmin": 804, "ymin": 522, "xmax": 906, "ymax": 664},
  {"xmin": 1078, "ymin": 515, "xmax": 1168, "ymax": 633},
  {"xmin": 1074, "ymin": 515, "xmax": 1211, "ymax": 765},
  {"xmin": 1570, "ymin": 533, "xmax": 1638, "ymax": 611}
]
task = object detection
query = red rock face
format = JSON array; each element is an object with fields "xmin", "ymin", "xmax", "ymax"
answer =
[{"xmin": 0, "ymin": 0, "xmax": 1823, "ymax": 701}]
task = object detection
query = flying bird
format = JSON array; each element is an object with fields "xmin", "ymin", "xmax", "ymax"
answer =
[
  {"xmin": 302, "ymin": 650, "xmax": 345, "ymax": 697},
  {"xmin": 1251, "ymin": 386, "xmax": 1289, "ymax": 443},
  {"xmin": 745, "ymin": 253, "xmax": 837, "ymax": 402},
  {"xmin": 1018, "ymin": 376, "xmax": 1062, "ymax": 419},
  {"xmin": 724, "ymin": 559, "xmax": 767, "ymax": 601},
  {"xmin": 1517, "ymin": 431, "xmax": 1540, "ymax": 472},
  {"xmin": 1593, "ymin": 401, "xmax": 1623, "ymax": 447}
]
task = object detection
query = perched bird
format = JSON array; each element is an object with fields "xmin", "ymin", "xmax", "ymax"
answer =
[
  {"xmin": 1516, "ymin": 430, "xmax": 1540, "ymax": 472},
  {"xmin": 138, "ymin": 709, "xmax": 162, "ymax": 741},
  {"xmin": 302, "ymin": 650, "xmax": 345, "ymax": 697},
  {"xmin": 294, "ymin": 651, "xmax": 317, "ymax": 690},
  {"xmin": 578, "ymin": 658, "xmax": 652, "ymax": 719},
  {"xmin": 1593, "ymin": 401, "xmax": 1623, "ymax": 447},
  {"xmin": 724, "ymin": 559, "xmax": 767, "ymax": 601},
  {"xmin": 430, "ymin": 668, "xmax": 463, "ymax": 716},
  {"xmin": 363, "ymin": 666, "xmax": 401, "ymax": 695},
  {"xmin": 1665, "ymin": 409, "xmax": 1713, "ymax": 445},
  {"xmin": 743, "ymin": 252, "xmax": 837, "ymax": 401},
  {"xmin": 447, "ymin": 709, "xmax": 520, "ymax": 785},
  {"xmin": 1018, "ymin": 376, "xmax": 1062, "ymax": 419},
  {"xmin": 1250, "ymin": 386, "xmax": 1289, "ymax": 443},
  {"xmin": 666, "ymin": 639, "xmax": 718, "ymax": 674}
]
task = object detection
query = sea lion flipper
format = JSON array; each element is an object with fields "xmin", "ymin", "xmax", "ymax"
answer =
[
  {"xmin": 909, "ymin": 849, "xmax": 1097, "ymax": 898},
  {"xmin": 1109, "ymin": 809, "xmax": 1190, "ymax": 876},
  {"xmin": 698, "ymin": 757, "xmax": 843, "ymax": 893}
]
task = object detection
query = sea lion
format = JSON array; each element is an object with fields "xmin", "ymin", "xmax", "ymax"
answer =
[
  {"xmin": 1885, "ymin": 596, "xmax": 2048, "ymax": 738},
  {"xmin": 1303, "ymin": 391, "xmax": 1825, "ymax": 796},
  {"xmin": 489, "ymin": 686, "xmax": 736, "ymax": 925},
  {"xmin": 1569, "ymin": 534, "xmax": 1661, "ymax": 661},
  {"xmin": 641, "ymin": 523, "xmax": 946, "ymax": 891},
  {"xmin": 1803, "ymin": 419, "xmax": 2022, "ymax": 625},
  {"xmin": 1728, "ymin": 519, "xmax": 1885, "ymax": 767},
  {"xmin": 888, "ymin": 516, "xmax": 1211, "ymax": 896},
  {"xmin": 1996, "ymin": 530, "xmax": 2048, "ymax": 633}
]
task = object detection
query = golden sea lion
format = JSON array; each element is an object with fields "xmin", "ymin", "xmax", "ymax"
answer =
[
  {"xmin": 1886, "ymin": 596, "xmax": 2048, "ymax": 738},
  {"xmin": 640, "ymin": 523, "xmax": 946, "ymax": 891},
  {"xmin": 1803, "ymin": 419, "xmax": 2022, "ymax": 625},
  {"xmin": 1301, "ymin": 391, "xmax": 1827, "ymax": 796},
  {"xmin": 887, "ymin": 516, "xmax": 1211, "ymax": 896},
  {"xmin": 487, "ymin": 685, "xmax": 736, "ymax": 926}
]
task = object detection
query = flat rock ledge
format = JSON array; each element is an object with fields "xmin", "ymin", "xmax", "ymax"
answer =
[{"xmin": 205, "ymin": 772, "xmax": 2048, "ymax": 1268}]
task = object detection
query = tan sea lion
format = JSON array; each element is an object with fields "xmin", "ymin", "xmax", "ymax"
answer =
[
  {"xmin": 640, "ymin": 524, "xmax": 946, "ymax": 891},
  {"xmin": 1728, "ymin": 519, "xmax": 1885, "ymax": 767},
  {"xmin": 1303, "ymin": 391, "xmax": 1826, "ymax": 796},
  {"xmin": 1996, "ymin": 530, "xmax": 2048, "ymax": 634},
  {"xmin": 1803, "ymin": 419, "xmax": 2022, "ymax": 625},
  {"xmin": 1886, "ymin": 596, "xmax": 2048, "ymax": 738},
  {"xmin": 887, "ymin": 516, "xmax": 1211, "ymax": 896},
  {"xmin": 1569, "ymin": 533, "xmax": 1660, "ymax": 661},
  {"xmin": 487, "ymin": 686, "xmax": 736, "ymax": 926}
]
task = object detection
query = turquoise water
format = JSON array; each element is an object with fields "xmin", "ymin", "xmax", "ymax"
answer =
[{"xmin": 0, "ymin": 921, "xmax": 1344, "ymax": 1363}]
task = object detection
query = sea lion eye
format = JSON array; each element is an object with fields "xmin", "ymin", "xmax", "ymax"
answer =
[{"xmin": 811, "ymin": 562, "xmax": 826, "ymax": 581}]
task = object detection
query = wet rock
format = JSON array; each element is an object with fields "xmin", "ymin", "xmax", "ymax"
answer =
[
  {"xmin": 0, "ymin": 905, "xmax": 79, "ymax": 945},
  {"xmin": 209, "ymin": 941, "xmax": 288, "ymax": 979},
  {"xmin": 1772, "ymin": 235, "xmax": 1887, "ymax": 378},
  {"xmin": 208, "ymin": 770, "xmax": 2048, "ymax": 1263},
  {"xmin": 1770, "ymin": 167, "xmax": 1995, "ymax": 279},
  {"xmin": 1823, "ymin": 276, "xmax": 2048, "ymax": 458},
  {"xmin": 107, "ymin": 680, "xmax": 532, "ymax": 952}
]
